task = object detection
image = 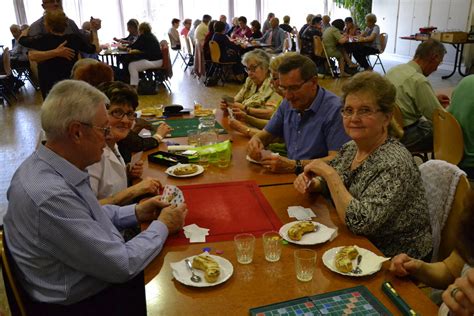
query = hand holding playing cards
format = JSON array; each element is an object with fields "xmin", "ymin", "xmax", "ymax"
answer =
[
  {"xmin": 294, "ymin": 173, "xmax": 312, "ymax": 194},
  {"xmin": 247, "ymin": 137, "xmax": 264, "ymax": 161},
  {"xmin": 131, "ymin": 178, "xmax": 162, "ymax": 197},
  {"xmin": 158, "ymin": 203, "xmax": 188, "ymax": 234},
  {"xmin": 128, "ymin": 161, "xmax": 144, "ymax": 179},
  {"xmin": 231, "ymin": 106, "xmax": 247, "ymax": 121},
  {"xmin": 155, "ymin": 122, "xmax": 172, "ymax": 140},
  {"xmin": 135, "ymin": 196, "xmax": 170, "ymax": 223}
]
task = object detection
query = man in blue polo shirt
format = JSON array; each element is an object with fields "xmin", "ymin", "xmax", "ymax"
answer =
[{"xmin": 248, "ymin": 54, "xmax": 349, "ymax": 174}]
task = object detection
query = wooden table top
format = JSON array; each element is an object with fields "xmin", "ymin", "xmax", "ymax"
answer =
[
  {"xmin": 144, "ymin": 184, "xmax": 439, "ymax": 315},
  {"xmin": 141, "ymin": 113, "xmax": 296, "ymax": 187}
]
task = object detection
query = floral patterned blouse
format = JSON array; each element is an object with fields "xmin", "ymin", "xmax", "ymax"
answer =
[
  {"xmin": 328, "ymin": 137, "xmax": 432, "ymax": 259},
  {"xmin": 234, "ymin": 76, "xmax": 282, "ymax": 108}
]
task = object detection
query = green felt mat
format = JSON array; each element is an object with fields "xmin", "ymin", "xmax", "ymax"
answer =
[{"xmin": 150, "ymin": 118, "xmax": 227, "ymax": 138}]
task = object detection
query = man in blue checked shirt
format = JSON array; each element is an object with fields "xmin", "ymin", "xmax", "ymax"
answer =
[
  {"xmin": 247, "ymin": 54, "xmax": 350, "ymax": 174},
  {"xmin": 3, "ymin": 80, "xmax": 187, "ymax": 316}
]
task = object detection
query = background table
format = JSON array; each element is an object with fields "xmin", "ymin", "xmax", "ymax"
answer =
[
  {"xmin": 400, "ymin": 36, "xmax": 474, "ymax": 79},
  {"xmin": 144, "ymin": 184, "xmax": 439, "ymax": 315}
]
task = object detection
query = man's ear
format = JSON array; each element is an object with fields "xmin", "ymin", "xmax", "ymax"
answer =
[{"xmin": 68, "ymin": 121, "xmax": 83, "ymax": 144}]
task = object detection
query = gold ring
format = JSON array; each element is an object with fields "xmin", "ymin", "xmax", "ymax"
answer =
[{"xmin": 451, "ymin": 287, "xmax": 460, "ymax": 299}]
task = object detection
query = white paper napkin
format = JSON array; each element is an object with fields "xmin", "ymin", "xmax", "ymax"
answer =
[
  {"xmin": 183, "ymin": 224, "xmax": 210, "ymax": 243},
  {"xmin": 287, "ymin": 206, "xmax": 317, "ymax": 220}
]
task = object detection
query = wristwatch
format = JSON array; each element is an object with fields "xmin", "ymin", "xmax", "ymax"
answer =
[{"xmin": 295, "ymin": 160, "xmax": 303, "ymax": 175}]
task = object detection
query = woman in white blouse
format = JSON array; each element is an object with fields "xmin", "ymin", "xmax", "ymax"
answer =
[{"xmin": 87, "ymin": 81, "xmax": 168, "ymax": 205}]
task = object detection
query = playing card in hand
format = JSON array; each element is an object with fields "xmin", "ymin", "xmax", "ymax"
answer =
[{"xmin": 161, "ymin": 185, "xmax": 185, "ymax": 205}]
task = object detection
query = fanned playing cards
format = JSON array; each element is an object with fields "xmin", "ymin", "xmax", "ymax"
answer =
[{"xmin": 161, "ymin": 185, "xmax": 185, "ymax": 205}]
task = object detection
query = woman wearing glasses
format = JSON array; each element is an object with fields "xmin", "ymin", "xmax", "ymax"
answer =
[
  {"xmin": 294, "ymin": 72, "xmax": 432, "ymax": 259},
  {"xmin": 87, "ymin": 81, "xmax": 168, "ymax": 206},
  {"xmin": 220, "ymin": 49, "xmax": 282, "ymax": 137}
]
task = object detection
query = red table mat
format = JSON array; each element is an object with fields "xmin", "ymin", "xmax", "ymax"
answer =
[{"xmin": 165, "ymin": 181, "xmax": 282, "ymax": 246}]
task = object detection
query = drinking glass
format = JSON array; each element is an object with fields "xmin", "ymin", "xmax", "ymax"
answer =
[
  {"xmin": 234, "ymin": 233, "xmax": 255, "ymax": 264},
  {"xmin": 216, "ymin": 150, "xmax": 231, "ymax": 168},
  {"xmin": 187, "ymin": 129, "xmax": 199, "ymax": 146},
  {"xmin": 262, "ymin": 231, "xmax": 282, "ymax": 262},
  {"xmin": 153, "ymin": 104, "xmax": 164, "ymax": 117},
  {"xmin": 294, "ymin": 249, "xmax": 317, "ymax": 282}
]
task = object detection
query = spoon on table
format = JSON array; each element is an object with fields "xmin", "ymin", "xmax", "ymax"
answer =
[
  {"xmin": 185, "ymin": 259, "xmax": 202, "ymax": 283},
  {"xmin": 352, "ymin": 255, "xmax": 363, "ymax": 274}
]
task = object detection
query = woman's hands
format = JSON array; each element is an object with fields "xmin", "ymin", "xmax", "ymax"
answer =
[
  {"xmin": 154, "ymin": 122, "xmax": 172, "ymax": 140},
  {"xmin": 442, "ymin": 269, "xmax": 474, "ymax": 316},
  {"xmin": 294, "ymin": 173, "xmax": 313, "ymax": 194},
  {"xmin": 303, "ymin": 159, "xmax": 336, "ymax": 179},
  {"xmin": 389, "ymin": 253, "xmax": 422, "ymax": 277},
  {"xmin": 128, "ymin": 160, "xmax": 144, "ymax": 179}
]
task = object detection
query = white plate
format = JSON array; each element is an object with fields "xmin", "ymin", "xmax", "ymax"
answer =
[
  {"xmin": 170, "ymin": 254, "xmax": 234, "ymax": 287},
  {"xmin": 322, "ymin": 246, "xmax": 390, "ymax": 277},
  {"xmin": 165, "ymin": 164, "xmax": 204, "ymax": 178},
  {"xmin": 279, "ymin": 221, "xmax": 336, "ymax": 245}
]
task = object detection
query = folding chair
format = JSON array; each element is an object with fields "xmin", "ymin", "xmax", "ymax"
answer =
[
  {"xmin": 180, "ymin": 35, "xmax": 194, "ymax": 71},
  {"xmin": 0, "ymin": 48, "xmax": 18, "ymax": 105},
  {"xmin": 367, "ymin": 33, "xmax": 387, "ymax": 74},
  {"xmin": 206, "ymin": 40, "xmax": 237, "ymax": 86},
  {"xmin": 313, "ymin": 36, "xmax": 336, "ymax": 78},
  {"xmin": 143, "ymin": 40, "xmax": 172, "ymax": 93},
  {"xmin": 1, "ymin": 231, "xmax": 27, "ymax": 316},
  {"xmin": 168, "ymin": 33, "xmax": 186, "ymax": 66}
]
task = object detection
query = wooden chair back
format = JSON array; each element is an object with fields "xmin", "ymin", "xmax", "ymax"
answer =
[
  {"xmin": 313, "ymin": 35, "xmax": 324, "ymax": 57},
  {"xmin": 159, "ymin": 40, "xmax": 173, "ymax": 79},
  {"xmin": 438, "ymin": 174, "xmax": 471, "ymax": 260},
  {"xmin": 433, "ymin": 108, "xmax": 464, "ymax": 165},
  {"xmin": 1, "ymin": 231, "xmax": 27, "ymax": 316},
  {"xmin": 209, "ymin": 40, "xmax": 221, "ymax": 64},
  {"xmin": 379, "ymin": 33, "xmax": 388, "ymax": 54},
  {"xmin": 2, "ymin": 47, "xmax": 12, "ymax": 76}
]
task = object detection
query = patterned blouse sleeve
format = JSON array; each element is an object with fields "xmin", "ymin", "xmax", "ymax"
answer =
[{"xmin": 344, "ymin": 160, "xmax": 413, "ymax": 236}]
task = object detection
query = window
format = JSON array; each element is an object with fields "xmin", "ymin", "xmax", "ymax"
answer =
[
  {"xmin": 234, "ymin": 0, "xmax": 257, "ymax": 22},
  {"xmin": 78, "ymin": 0, "xmax": 122, "ymax": 44},
  {"xmin": 183, "ymin": 0, "xmax": 229, "ymax": 24},
  {"xmin": 0, "ymin": 0, "xmax": 16, "ymax": 47},
  {"xmin": 122, "ymin": 0, "xmax": 179, "ymax": 41},
  {"xmin": 261, "ymin": 0, "xmax": 325, "ymax": 30}
]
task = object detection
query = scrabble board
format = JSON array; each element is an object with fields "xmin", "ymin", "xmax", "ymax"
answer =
[{"xmin": 249, "ymin": 285, "xmax": 391, "ymax": 316}]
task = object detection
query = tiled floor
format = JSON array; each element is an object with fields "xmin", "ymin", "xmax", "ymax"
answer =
[{"xmin": 0, "ymin": 53, "xmax": 465, "ymax": 315}]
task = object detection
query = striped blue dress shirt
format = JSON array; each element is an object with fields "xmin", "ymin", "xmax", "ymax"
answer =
[{"xmin": 4, "ymin": 145, "xmax": 168, "ymax": 305}]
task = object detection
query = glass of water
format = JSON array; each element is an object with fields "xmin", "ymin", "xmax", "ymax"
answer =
[
  {"xmin": 294, "ymin": 249, "xmax": 317, "ymax": 282},
  {"xmin": 234, "ymin": 233, "xmax": 255, "ymax": 264}
]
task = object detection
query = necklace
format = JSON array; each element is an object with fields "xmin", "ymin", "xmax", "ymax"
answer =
[{"xmin": 353, "ymin": 136, "xmax": 387, "ymax": 164}]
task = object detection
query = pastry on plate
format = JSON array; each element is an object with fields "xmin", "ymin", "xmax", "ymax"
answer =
[
  {"xmin": 194, "ymin": 109, "xmax": 214, "ymax": 116},
  {"xmin": 334, "ymin": 246, "xmax": 359, "ymax": 273},
  {"xmin": 140, "ymin": 108, "xmax": 156, "ymax": 116},
  {"xmin": 287, "ymin": 221, "xmax": 317, "ymax": 241},
  {"xmin": 192, "ymin": 255, "xmax": 220, "ymax": 283},
  {"xmin": 173, "ymin": 164, "xmax": 198, "ymax": 175}
]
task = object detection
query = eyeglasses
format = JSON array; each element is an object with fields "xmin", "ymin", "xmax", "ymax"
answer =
[
  {"xmin": 340, "ymin": 107, "xmax": 382, "ymax": 118},
  {"xmin": 109, "ymin": 108, "xmax": 137, "ymax": 120},
  {"xmin": 78, "ymin": 122, "xmax": 111, "ymax": 137},
  {"xmin": 278, "ymin": 78, "xmax": 313, "ymax": 93},
  {"xmin": 244, "ymin": 63, "xmax": 261, "ymax": 73}
]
